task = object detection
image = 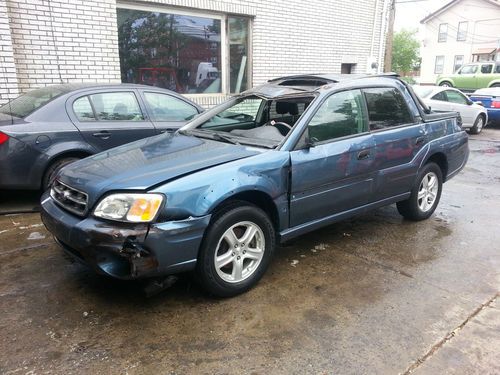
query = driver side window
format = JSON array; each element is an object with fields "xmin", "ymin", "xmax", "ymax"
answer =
[{"xmin": 308, "ymin": 89, "xmax": 367, "ymax": 143}]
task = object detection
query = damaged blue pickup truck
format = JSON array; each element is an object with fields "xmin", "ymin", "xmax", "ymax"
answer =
[{"xmin": 41, "ymin": 74, "xmax": 469, "ymax": 296}]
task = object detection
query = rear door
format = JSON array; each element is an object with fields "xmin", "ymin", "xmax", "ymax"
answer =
[
  {"xmin": 139, "ymin": 90, "xmax": 201, "ymax": 134},
  {"xmin": 364, "ymin": 87, "xmax": 428, "ymax": 200},
  {"xmin": 289, "ymin": 89, "xmax": 376, "ymax": 227},
  {"xmin": 68, "ymin": 90, "xmax": 156, "ymax": 151},
  {"xmin": 477, "ymin": 63, "xmax": 494, "ymax": 88}
]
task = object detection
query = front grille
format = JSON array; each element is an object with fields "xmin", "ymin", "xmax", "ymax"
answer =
[{"xmin": 51, "ymin": 180, "xmax": 88, "ymax": 216}]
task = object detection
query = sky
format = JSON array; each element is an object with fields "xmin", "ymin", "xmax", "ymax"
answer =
[{"xmin": 394, "ymin": 0, "xmax": 451, "ymax": 32}]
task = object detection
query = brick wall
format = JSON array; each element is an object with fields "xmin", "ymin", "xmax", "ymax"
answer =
[
  {"xmin": 0, "ymin": 0, "xmax": 387, "ymax": 107},
  {"xmin": 0, "ymin": 0, "xmax": 19, "ymax": 105}
]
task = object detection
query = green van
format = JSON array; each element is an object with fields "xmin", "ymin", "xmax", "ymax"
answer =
[{"xmin": 436, "ymin": 62, "xmax": 500, "ymax": 91}]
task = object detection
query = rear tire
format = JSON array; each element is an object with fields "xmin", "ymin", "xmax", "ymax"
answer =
[
  {"xmin": 439, "ymin": 81, "xmax": 453, "ymax": 87},
  {"xmin": 42, "ymin": 157, "xmax": 80, "ymax": 191},
  {"xmin": 196, "ymin": 202, "xmax": 275, "ymax": 297},
  {"xmin": 397, "ymin": 162, "xmax": 443, "ymax": 221},
  {"xmin": 469, "ymin": 114, "xmax": 485, "ymax": 135}
]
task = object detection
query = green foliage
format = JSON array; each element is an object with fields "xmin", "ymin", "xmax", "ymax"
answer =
[{"xmin": 391, "ymin": 29, "xmax": 420, "ymax": 74}]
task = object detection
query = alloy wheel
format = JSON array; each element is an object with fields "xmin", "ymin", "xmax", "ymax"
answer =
[
  {"xmin": 214, "ymin": 221, "xmax": 265, "ymax": 283},
  {"xmin": 417, "ymin": 172, "xmax": 439, "ymax": 212}
]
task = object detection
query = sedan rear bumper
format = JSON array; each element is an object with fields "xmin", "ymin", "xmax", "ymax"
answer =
[{"xmin": 40, "ymin": 192, "xmax": 210, "ymax": 279}]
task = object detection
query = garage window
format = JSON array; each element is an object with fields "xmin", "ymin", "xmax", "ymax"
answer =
[{"xmin": 117, "ymin": 5, "xmax": 251, "ymax": 96}]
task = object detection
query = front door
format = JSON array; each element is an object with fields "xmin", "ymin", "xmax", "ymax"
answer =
[
  {"xmin": 70, "ymin": 91, "xmax": 156, "ymax": 152},
  {"xmin": 289, "ymin": 89, "xmax": 376, "ymax": 227},
  {"xmin": 444, "ymin": 89, "xmax": 475, "ymax": 126}
]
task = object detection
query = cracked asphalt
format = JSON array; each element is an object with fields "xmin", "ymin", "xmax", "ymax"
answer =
[{"xmin": 0, "ymin": 128, "xmax": 499, "ymax": 375}]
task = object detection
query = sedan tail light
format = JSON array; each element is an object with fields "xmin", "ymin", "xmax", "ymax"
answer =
[
  {"xmin": 0, "ymin": 132, "xmax": 9, "ymax": 145},
  {"xmin": 491, "ymin": 100, "xmax": 500, "ymax": 109}
]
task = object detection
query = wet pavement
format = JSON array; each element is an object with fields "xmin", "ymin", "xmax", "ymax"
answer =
[{"xmin": 0, "ymin": 129, "xmax": 499, "ymax": 374}]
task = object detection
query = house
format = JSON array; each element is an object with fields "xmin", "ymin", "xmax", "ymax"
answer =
[
  {"xmin": 419, "ymin": 0, "xmax": 500, "ymax": 85},
  {"xmin": 0, "ymin": 0, "xmax": 392, "ymax": 107}
]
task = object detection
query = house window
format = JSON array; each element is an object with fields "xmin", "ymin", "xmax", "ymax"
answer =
[
  {"xmin": 116, "ymin": 6, "xmax": 251, "ymax": 95},
  {"xmin": 438, "ymin": 23, "xmax": 447, "ymax": 42},
  {"xmin": 435, "ymin": 56, "xmax": 445, "ymax": 74},
  {"xmin": 454, "ymin": 55, "xmax": 464, "ymax": 72},
  {"xmin": 457, "ymin": 21, "xmax": 468, "ymax": 41}
]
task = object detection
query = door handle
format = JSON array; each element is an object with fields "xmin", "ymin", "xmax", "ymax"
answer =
[
  {"xmin": 92, "ymin": 131, "xmax": 111, "ymax": 139},
  {"xmin": 415, "ymin": 136, "xmax": 426, "ymax": 146},
  {"xmin": 160, "ymin": 128, "xmax": 176, "ymax": 133},
  {"xmin": 357, "ymin": 150, "xmax": 370, "ymax": 160}
]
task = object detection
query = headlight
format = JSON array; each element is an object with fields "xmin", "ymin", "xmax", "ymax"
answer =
[{"xmin": 93, "ymin": 193, "xmax": 164, "ymax": 223}]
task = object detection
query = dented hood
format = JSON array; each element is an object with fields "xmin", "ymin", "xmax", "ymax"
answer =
[{"xmin": 57, "ymin": 133, "xmax": 261, "ymax": 206}]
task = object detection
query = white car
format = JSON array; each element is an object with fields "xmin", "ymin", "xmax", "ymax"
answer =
[{"xmin": 413, "ymin": 86, "xmax": 488, "ymax": 134}]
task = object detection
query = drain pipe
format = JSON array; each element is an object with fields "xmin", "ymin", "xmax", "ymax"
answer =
[{"xmin": 378, "ymin": 0, "xmax": 390, "ymax": 73}]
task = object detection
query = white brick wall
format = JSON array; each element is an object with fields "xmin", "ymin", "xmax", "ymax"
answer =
[
  {"xmin": 0, "ymin": 0, "xmax": 20, "ymax": 105},
  {"xmin": 0, "ymin": 0, "xmax": 387, "ymax": 107}
]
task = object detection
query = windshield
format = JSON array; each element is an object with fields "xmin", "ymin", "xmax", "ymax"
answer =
[
  {"xmin": 0, "ymin": 86, "xmax": 69, "ymax": 118},
  {"xmin": 187, "ymin": 95, "xmax": 314, "ymax": 148}
]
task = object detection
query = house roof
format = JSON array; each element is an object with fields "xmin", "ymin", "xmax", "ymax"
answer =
[{"xmin": 420, "ymin": 0, "xmax": 500, "ymax": 24}]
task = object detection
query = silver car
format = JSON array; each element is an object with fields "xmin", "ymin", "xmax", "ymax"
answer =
[{"xmin": 413, "ymin": 85, "xmax": 487, "ymax": 134}]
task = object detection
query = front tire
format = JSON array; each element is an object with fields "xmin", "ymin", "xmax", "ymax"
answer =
[
  {"xmin": 397, "ymin": 162, "xmax": 443, "ymax": 221},
  {"xmin": 196, "ymin": 202, "xmax": 275, "ymax": 297},
  {"xmin": 469, "ymin": 114, "xmax": 485, "ymax": 135},
  {"xmin": 42, "ymin": 157, "xmax": 80, "ymax": 191}
]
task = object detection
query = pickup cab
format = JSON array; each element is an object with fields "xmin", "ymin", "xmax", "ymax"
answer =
[{"xmin": 40, "ymin": 74, "xmax": 469, "ymax": 297}]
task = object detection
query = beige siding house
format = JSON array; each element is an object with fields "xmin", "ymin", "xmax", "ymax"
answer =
[{"xmin": 419, "ymin": 0, "xmax": 500, "ymax": 85}]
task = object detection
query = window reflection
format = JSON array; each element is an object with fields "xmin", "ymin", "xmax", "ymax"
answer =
[{"xmin": 117, "ymin": 8, "xmax": 221, "ymax": 94}]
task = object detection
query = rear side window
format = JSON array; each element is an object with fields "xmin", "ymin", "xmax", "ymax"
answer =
[
  {"xmin": 143, "ymin": 92, "xmax": 198, "ymax": 121},
  {"xmin": 73, "ymin": 96, "xmax": 95, "ymax": 121},
  {"xmin": 496, "ymin": 65, "xmax": 500, "ymax": 74},
  {"xmin": 89, "ymin": 92, "xmax": 144, "ymax": 121},
  {"xmin": 363, "ymin": 87, "xmax": 413, "ymax": 130},
  {"xmin": 431, "ymin": 91, "xmax": 447, "ymax": 101},
  {"xmin": 481, "ymin": 64, "xmax": 493, "ymax": 74},
  {"xmin": 308, "ymin": 89, "xmax": 367, "ymax": 143}
]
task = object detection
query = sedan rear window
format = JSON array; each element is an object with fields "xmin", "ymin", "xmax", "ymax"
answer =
[{"xmin": 0, "ymin": 86, "xmax": 68, "ymax": 118}]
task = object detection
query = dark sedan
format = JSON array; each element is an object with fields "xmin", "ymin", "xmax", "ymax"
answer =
[{"xmin": 0, "ymin": 83, "xmax": 203, "ymax": 190}]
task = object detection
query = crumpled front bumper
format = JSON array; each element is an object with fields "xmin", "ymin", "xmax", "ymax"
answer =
[{"xmin": 40, "ymin": 192, "xmax": 210, "ymax": 280}]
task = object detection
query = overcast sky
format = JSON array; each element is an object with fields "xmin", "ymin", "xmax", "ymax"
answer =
[{"xmin": 394, "ymin": 0, "xmax": 450, "ymax": 32}]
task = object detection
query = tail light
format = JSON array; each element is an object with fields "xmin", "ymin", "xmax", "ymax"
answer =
[
  {"xmin": 491, "ymin": 100, "xmax": 500, "ymax": 109},
  {"xmin": 0, "ymin": 132, "xmax": 9, "ymax": 145}
]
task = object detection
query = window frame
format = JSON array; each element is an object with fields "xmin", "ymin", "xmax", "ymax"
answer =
[
  {"xmin": 457, "ymin": 21, "xmax": 468, "ymax": 41},
  {"xmin": 438, "ymin": 23, "xmax": 448, "ymax": 42},
  {"xmin": 116, "ymin": 2, "xmax": 253, "ymax": 97},
  {"xmin": 453, "ymin": 55, "xmax": 464, "ymax": 73},
  {"xmin": 434, "ymin": 55, "xmax": 445, "ymax": 74},
  {"xmin": 362, "ymin": 86, "xmax": 416, "ymax": 132},
  {"xmin": 305, "ymin": 88, "xmax": 369, "ymax": 146}
]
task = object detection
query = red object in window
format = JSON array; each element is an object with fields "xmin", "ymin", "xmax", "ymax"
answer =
[
  {"xmin": 491, "ymin": 100, "xmax": 500, "ymax": 109},
  {"xmin": 0, "ymin": 132, "xmax": 9, "ymax": 145}
]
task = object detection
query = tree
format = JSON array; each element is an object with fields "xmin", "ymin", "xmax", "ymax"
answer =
[{"xmin": 391, "ymin": 29, "xmax": 420, "ymax": 75}]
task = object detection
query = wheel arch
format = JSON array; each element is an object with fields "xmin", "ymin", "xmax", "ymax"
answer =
[
  {"xmin": 437, "ymin": 78, "xmax": 454, "ymax": 87},
  {"xmin": 209, "ymin": 190, "xmax": 281, "ymax": 233},
  {"xmin": 425, "ymin": 152, "xmax": 449, "ymax": 182}
]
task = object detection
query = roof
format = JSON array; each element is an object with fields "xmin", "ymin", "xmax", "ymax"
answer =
[
  {"xmin": 420, "ymin": 0, "xmax": 500, "ymax": 24},
  {"xmin": 243, "ymin": 73, "xmax": 400, "ymax": 99}
]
